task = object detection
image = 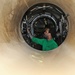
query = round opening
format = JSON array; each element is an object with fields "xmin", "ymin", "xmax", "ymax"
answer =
[{"xmin": 20, "ymin": 3, "xmax": 69, "ymax": 51}]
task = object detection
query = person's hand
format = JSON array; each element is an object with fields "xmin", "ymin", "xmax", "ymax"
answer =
[
  {"xmin": 27, "ymin": 28, "xmax": 30, "ymax": 33},
  {"xmin": 27, "ymin": 28, "xmax": 33, "ymax": 39}
]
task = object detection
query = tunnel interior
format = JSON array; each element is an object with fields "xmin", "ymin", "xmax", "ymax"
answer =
[{"xmin": 20, "ymin": 3, "xmax": 69, "ymax": 51}]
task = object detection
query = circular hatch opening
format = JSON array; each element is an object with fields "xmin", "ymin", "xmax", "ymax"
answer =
[{"xmin": 20, "ymin": 3, "xmax": 69, "ymax": 51}]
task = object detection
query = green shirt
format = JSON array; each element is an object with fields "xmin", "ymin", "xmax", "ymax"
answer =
[{"xmin": 32, "ymin": 37, "xmax": 58, "ymax": 51}]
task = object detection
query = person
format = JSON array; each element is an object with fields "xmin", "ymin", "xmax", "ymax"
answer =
[{"xmin": 27, "ymin": 28, "xmax": 58, "ymax": 51}]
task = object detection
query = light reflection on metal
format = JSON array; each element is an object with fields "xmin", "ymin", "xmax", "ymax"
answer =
[{"xmin": 31, "ymin": 53, "xmax": 44, "ymax": 63}]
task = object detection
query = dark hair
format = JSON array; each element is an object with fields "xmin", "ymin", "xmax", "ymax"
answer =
[{"xmin": 44, "ymin": 28, "xmax": 50, "ymax": 32}]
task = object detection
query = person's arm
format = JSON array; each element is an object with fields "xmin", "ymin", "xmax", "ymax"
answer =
[
  {"xmin": 27, "ymin": 28, "xmax": 33, "ymax": 39},
  {"xmin": 32, "ymin": 37, "xmax": 44, "ymax": 45},
  {"xmin": 27, "ymin": 28, "xmax": 44, "ymax": 45}
]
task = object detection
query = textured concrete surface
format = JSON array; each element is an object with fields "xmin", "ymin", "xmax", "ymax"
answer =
[{"xmin": 0, "ymin": 0, "xmax": 75, "ymax": 75}]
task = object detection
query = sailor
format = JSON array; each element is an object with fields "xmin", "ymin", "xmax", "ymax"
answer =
[{"xmin": 27, "ymin": 28, "xmax": 58, "ymax": 51}]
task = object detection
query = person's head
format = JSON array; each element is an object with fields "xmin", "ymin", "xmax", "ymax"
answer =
[
  {"xmin": 44, "ymin": 28, "xmax": 52, "ymax": 40},
  {"xmin": 44, "ymin": 28, "xmax": 50, "ymax": 36},
  {"xmin": 44, "ymin": 28, "xmax": 50, "ymax": 33}
]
